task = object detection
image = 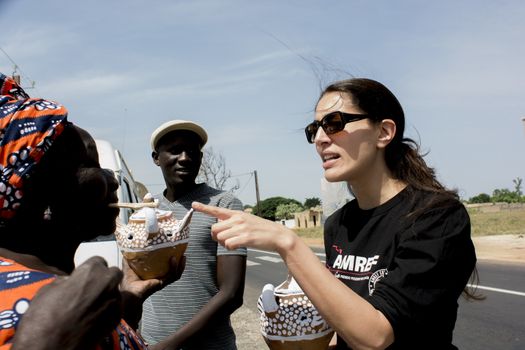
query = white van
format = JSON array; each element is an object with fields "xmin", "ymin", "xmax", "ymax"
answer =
[{"xmin": 74, "ymin": 139, "xmax": 142, "ymax": 268}]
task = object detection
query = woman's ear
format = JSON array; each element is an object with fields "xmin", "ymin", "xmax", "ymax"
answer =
[{"xmin": 377, "ymin": 119, "xmax": 396, "ymax": 149}]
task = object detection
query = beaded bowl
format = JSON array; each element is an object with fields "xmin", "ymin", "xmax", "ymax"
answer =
[
  {"xmin": 115, "ymin": 199, "xmax": 192, "ymax": 280},
  {"xmin": 257, "ymin": 275, "xmax": 334, "ymax": 350}
]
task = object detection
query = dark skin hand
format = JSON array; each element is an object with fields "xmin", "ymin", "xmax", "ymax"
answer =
[
  {"xmin": 12, "ymin": 256, "xmax": 123, "ymax": 350},
  {"xmin": 120, "ymin": 256, "xmax": 186, "ymax": 330},
  {"xmin": 149, "ymin": 255, "xmax": 246, "ymax": 350},
  {"xmin": 11, "ymin": 255, "xmax": 186, "ymax": 350}
]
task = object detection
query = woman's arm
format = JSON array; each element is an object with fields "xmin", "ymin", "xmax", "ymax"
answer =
[
  {"xmin": 119, "ymin": 256, "xmax": 186, "ymax": 330},
  {"xmin": 278, "ymin": 228, "xmax": 393, "ymax": 349},
  {"xmin": 192, "ymin": 202, "xmax": 394, "ymax": 350}
]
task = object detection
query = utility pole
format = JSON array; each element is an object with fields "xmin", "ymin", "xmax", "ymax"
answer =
[
  {"xmin": 254, "ymin": 170, "xmax": 261, "ymax": 216},
  {"xmin": 11, "ymin": 65, "xmax": 21, "ymax": 85},
  {"xmin": 11, "ymin": 65, "xmax": 35, "ymax": 90}
]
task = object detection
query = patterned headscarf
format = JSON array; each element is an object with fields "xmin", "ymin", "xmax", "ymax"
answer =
[{"xmin": 0, "ymin": 73, "xmax": 69, "ymax": 221}]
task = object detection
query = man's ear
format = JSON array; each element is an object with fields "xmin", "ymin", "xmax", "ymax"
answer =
[
  {"xmin": 152, "ymin": 151, "xmax": 160, "ymax": 166},
  {"xmin": 377, "ymin": 119, "xmax": 396, "ymax": 149}
]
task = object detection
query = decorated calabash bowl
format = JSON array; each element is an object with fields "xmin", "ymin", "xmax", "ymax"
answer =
[
  {"xmin": 115, "ymin": 200, "xmax": 192, "ymax": 280},
  {"xmin": 258, "ymin": 275, "xmax": 334, "ymax": 350}
]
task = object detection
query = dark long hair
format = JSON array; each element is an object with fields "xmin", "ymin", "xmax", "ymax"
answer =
[
  {"xmin": 321, "ymin": 78, "xmax": 455, "ymax": 198},
  {"xmin": 320, "ymin": 78, "xmax": 482, "ymax": 299}
]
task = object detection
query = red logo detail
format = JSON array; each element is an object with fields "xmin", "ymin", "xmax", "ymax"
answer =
[{"xmin": 332, "ymin": 244, "xmax": 343, "ymax": 254}]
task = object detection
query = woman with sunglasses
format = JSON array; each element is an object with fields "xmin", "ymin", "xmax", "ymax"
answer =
[{"xmin": 193, "ymin": 78, "xmax": 477, "ymax": 349}]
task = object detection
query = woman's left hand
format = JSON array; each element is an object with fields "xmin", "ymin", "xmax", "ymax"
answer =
[
  {"xmin": 119, "ymin": 256, "xmax": 185, "ymax": 329},
  {"xmin": 120, "ymin": 256, "xmax": 186, "ymax": 301}
]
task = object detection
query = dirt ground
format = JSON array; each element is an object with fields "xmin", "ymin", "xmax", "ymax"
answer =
[
  {"xmin": 231, "ymin": 234, "xmax": 525, "ymax": 350},
  {"xmin": 469, "ymin": 234, "xmax": 525, "ymax": 264}
]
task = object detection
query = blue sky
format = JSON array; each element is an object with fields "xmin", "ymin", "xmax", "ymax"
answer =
[{"xmin": 1, "ymin": 0, "xmax": 524, "ymax": 206}]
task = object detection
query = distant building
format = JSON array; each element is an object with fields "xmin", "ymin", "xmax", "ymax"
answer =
[
  {"xmin": 279, "ymin": 218, "xmax": 296, "ymax": 228},
  {"xmin": 294, "ymin": 206, "xmax": 323, "ymax": 229}
]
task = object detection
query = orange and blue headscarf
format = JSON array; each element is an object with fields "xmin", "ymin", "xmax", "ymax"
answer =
[{"xmin": 0, "ymin": 73, "xmax": 69, "ymax": 221}]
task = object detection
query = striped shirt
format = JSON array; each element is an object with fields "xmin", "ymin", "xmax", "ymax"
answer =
[{"xmin": 140, "ymin": 184, "xmax": 246, "ymax": 349}]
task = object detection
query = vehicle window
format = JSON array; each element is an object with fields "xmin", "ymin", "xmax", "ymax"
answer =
[{"xmin": 120, "ymin": 177, "xmax": 134, "ymax": 223}]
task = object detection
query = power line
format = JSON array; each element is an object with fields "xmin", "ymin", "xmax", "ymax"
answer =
[
  {"xmin": 0, "ymin": 46, "xmax": 18, "ymax": 68},
  {"xmin": 234, "ymin": 172, "xmax": 253, "ymax": 197},
  {"xmin": 230, "ymin": 172, "xmax": 254, "ymax": 178}
]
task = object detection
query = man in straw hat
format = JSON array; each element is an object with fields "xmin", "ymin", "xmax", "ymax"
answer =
[{"xmin": 141, "ymin": 120, "xmax": 246, "ymax": 350}]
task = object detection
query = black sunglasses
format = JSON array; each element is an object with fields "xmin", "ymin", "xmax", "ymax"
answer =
[{"xmin": 304, "ymin": 111, "xmax": 370, "ymax": 143}]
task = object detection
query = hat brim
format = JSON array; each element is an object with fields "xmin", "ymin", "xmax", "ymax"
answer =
[{"xmin": 150, "ymin": 120, "xmax": 208, "ymax": 150}]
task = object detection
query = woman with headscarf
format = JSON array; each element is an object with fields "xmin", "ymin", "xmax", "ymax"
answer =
[{"xmin": 0, "ymin": 73, "xmax": 180, "ymax": 350}]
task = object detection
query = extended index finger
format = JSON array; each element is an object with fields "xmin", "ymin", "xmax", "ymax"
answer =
[{"xmin": 192, "ymin": 201, "xmax": 237, "ymax": 220}]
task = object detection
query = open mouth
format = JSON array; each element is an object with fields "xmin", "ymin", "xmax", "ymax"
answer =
[
  {"xmin": 322, "ymin": 153, "xmax": 340, "ymax": 162},
  {"xmin": 323, "ymin": 154, "xmax": 339, "ymax": 161},
  {"xmin": 175, "ymin": 168, "xmax": 193, "ymax": 174},
  {"xmin": 320, "ymin": 152, "xmax": 340, "ymax": 170}
]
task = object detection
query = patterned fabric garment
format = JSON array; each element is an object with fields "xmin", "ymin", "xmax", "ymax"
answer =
[
  {"xmin": 0, "ymin": 257, "xmax": 148, "ymax": 350},
  {"xmin": 0, "ymin": 72, "xmax": 68, "ymax": 221}
]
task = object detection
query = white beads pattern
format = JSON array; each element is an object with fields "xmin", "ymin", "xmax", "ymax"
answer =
[
  {"xmin": 259, "ymin": 293, "xmax": 331, "ymax": 339},
  {"xmin": 116, "ymin": 214, "xmax": 189, "ymax": 249}
]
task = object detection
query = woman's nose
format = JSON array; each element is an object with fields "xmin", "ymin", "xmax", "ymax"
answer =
[{"xmin": 314, "ymin": 126, "xmax": 330, "ymax": 145}]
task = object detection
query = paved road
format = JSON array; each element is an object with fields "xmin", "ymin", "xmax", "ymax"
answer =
[{"xmin": 233, "ymin": 248, "xmax": 525, "ymax": 350}]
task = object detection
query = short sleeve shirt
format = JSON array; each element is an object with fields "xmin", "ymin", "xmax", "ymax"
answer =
[{"xmin": 141, "ymin": 184, "xmax": 246, "ymax": 349}]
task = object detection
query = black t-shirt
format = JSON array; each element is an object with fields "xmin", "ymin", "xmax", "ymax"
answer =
[{"xmin": 324, "ymin": 187, "xmax": 476, "ymax": 350}]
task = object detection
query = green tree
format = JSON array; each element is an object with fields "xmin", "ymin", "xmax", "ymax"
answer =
[
  {"xmin": 513, "ymin": 177, "xmax": 523, "ymax": 203},
  {"xmin": 303, "ymin": 197, "xmax": 321, "ymax": 209},
  {"xmin": 253, "ymin": 196, "xmax": 303, "ymax": 220},
  {"xmin": 492, "ymin": 188, "xmax": 519, "ymax": 203},
  {"xmin": 468, "ymin": 193, "xmax": 491, "ymax": 203},
  {"xmin": 275, "ymin": 203, "xmax": 304, "ymax": 220}
]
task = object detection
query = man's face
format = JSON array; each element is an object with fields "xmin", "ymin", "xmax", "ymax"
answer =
[{"xmin": 153, "ymin": 130, "xmax": 203, "ymax": 188}]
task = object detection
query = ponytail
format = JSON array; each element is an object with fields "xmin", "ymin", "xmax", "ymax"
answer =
[{"xmin": 386, "ymin": 137, "xmax": 457, "ymax": 199}]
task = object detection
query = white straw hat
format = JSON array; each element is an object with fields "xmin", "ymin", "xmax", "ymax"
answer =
[{"xmin": 150, "ymin": 120, "xmax": 208, "ymax": 150}]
